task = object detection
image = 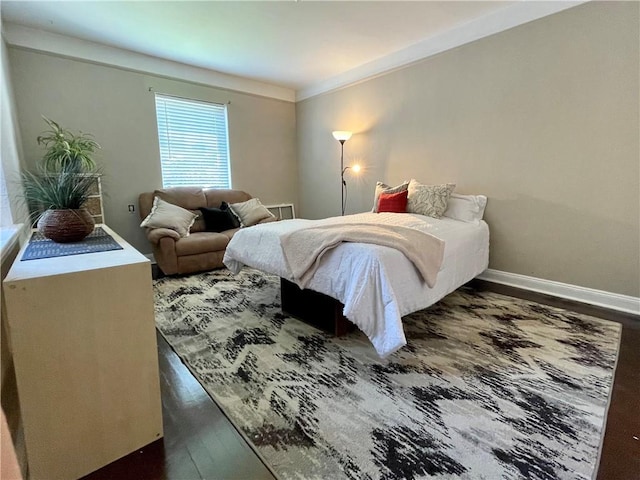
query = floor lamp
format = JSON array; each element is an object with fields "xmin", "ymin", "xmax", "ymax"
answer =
[{"xmin": 332, "ymin": 130, "xmax": 352, "ymax": 215}]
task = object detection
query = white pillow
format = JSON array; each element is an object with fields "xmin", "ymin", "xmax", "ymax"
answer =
[
  {"xmin": 407, "ymin": 179, "xmax": 456, "ymax": 218},
  {"xmin": 229, "ymin": 198, "xmax": 276, "ymax": 227},
  {"xmin": 371, "ymin": 181, "xmax": 409, "ymax": 212},
  {"xmin": 444, "ymin": 193, "xmax": 488, "ymax": 224},
  {"xmin": 140, "ymin": 196, "xmax": 198, "ymax": 237}
]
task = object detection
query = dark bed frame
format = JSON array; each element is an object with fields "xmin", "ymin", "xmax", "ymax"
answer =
[{"xmin": 280, "ymin": 278, "xmax": 356, "ymax": 336}]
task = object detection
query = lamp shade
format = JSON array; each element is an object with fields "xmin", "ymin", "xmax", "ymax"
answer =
[{"xmin": 332, "ymin": 131, "xmax": 352, "ymax": 142}]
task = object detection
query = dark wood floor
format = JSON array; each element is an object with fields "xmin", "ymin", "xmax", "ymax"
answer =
[
  {"xmin": 81, "ymin": 331, "xmax": 276, "ymax": 480},
  {"xmin": 81, "ymin": 282, "xmax": 639, "ymax": 480}
]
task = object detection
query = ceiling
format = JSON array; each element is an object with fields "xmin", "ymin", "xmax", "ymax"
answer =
[{"xmin": 1, "ymin": 1, "xmax": 581, "ymax": 99}]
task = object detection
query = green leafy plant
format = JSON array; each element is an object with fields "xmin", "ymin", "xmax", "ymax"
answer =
[
  {"xmin": 21, "ymin": 163, "xmax": 100, "ymax": 213},
  {"xmin": 37, "ymin": 116, "xmax": 100, "ymax": 172}
]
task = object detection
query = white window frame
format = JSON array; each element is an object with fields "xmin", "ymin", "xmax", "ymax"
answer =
[
  {"xmin": 0, "ymin": 161, "xmax": 13, "ymax": 228},
  {"xmin": 0, "ymin": 162, "xmax": 23, "ymax": 262},
  {"xmin": 154, "ymin": 94, "xmax": 232, "ymax": 189}
]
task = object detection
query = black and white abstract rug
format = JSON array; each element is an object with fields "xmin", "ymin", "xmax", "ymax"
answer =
[{"xmin": 153, "ymin": 268, "xmax": 620, "ymax": 480}]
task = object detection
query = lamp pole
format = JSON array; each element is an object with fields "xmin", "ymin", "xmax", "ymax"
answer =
[
  {"xmin": 339, "ymin": 139, "xmax": 346, "ymax": 216},
  {"xmin": 332, "ymin": 130, "xmax": 352, "ymax": 216}
]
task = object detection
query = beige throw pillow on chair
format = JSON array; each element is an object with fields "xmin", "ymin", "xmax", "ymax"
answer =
[
  {"xmin": 140, "ymin": 196, "xmax": 198, "ymax": 237},
  {"xmin": 229, "ymin": 198, "xmax": 276, "ymax": 227}
]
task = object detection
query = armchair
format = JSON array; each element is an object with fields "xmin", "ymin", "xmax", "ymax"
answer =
[{"xmin": 139, "ymin": 187, "xmax": 251, "ymax": 275}]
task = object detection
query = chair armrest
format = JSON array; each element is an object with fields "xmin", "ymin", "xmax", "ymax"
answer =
[{"xmin": 146, "ymin": 227, "xmax": 180, "ymax": 245}]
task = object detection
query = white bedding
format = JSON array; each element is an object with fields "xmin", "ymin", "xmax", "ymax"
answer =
[{"xmin": 223, "ymin": 212, "xmax": 489, "ymax": 357}]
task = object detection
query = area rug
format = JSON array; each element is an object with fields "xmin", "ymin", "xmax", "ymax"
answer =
[{"xmin": 153, "ymin": 268, "xmax": 620, "ymax": 480}]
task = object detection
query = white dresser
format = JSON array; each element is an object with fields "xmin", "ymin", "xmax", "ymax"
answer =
[{"xmin": 2, "ymin": 225, "xmax": 163, "ymax": 480}]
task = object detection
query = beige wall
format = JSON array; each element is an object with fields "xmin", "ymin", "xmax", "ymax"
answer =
[
  {"xmin": 4, "ymin": 3, "xmax": 639, "ymax": 297},
  {"xmin": 296, "ymin": 2, "xmax": 640, "ymax": 297},
  {"xmin": 8, "ymin": 48, "xmax": 298, "ymax": 253}
]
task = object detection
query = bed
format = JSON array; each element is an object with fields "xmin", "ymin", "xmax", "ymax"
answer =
[{"xmin": 223, "ymin": 212, "xmax": 489, "ymax": 357}]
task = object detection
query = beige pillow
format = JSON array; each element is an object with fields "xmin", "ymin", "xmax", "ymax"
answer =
[
  {"xmin": 407, "ymin": 179, "xmax": 456, "ymax": 218},
  {"xmin": 140, "ymin": 196, "xmax": 198, "ymax": 237},
  {"xmin": 371, "ymin": 181, "xmax": 409, "ymax": 212},
  {"xmin": 229, "ymin": 198, "xmax": 276, "ymax": 227}
]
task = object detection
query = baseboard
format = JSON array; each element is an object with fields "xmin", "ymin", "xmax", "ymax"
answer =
[{"xmin": 477, "ymin": 269, "xmax": 640, "ymax": 316}]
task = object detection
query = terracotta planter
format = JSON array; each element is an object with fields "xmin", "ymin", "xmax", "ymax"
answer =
[{"xmin": 37, "ymin": 209, "xmax": 95, "ymax": 243}]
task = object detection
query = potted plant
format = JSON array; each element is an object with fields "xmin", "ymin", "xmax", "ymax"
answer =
[
  {"xmin": 21, "ymin": 117, "xmax": 102, "ymax": 243},
  {"xmin": 37, "ymin": 116, "xmax": 100, "ymax": 173},
  {"xmin": 22, "ymin": 163, "xmax": 100, "ymax": 242}
]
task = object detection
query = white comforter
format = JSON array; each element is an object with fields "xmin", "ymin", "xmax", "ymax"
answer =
[{"xmin": 223, "ymin": 213, "xmax": 489, "ymax": 357}]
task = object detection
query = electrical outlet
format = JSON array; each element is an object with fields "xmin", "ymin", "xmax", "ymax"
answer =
[{"xmin": 128, "ymin": 204, "xmax": 135, "ymax": 213}]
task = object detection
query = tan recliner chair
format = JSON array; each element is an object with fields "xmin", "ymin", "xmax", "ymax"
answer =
[{"xmin": 139, "ymin": 187, "xmax": 252, "ymax": 275}]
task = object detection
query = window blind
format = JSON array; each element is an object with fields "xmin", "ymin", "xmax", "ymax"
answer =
[{"xmin": 155, "ymin": 94, "xmax": 231, "ymax": 189}]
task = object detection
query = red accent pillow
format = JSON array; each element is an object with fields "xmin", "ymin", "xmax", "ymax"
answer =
[{"xmin": 377, "ymin": 190, "xmax": 408, "ymax": 213}]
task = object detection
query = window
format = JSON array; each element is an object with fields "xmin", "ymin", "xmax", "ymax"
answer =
[
  {"xmin": 154, "ymin": 94, "xmax": 231, "ymax": 189},
  {"xmin": 0, "ymin": 162, "xmax": 13, "ymax": 228},
  {"xmin": 0, "ymin": 162, "xmax": 22, "ymax": 259}
]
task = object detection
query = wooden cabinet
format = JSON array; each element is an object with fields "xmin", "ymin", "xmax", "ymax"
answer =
[{"xmin": 2, "ymin": 225, "xmax": 163, "ymax": 480}]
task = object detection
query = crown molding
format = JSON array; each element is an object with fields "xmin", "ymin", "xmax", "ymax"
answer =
[
  {"xmin": 2, "ymin": 23, "xmax": 296, "ymax": 103},
  {"xmin": 296, "ymin": 1, "xmax": 587, "ymax": 101},
  {"xmin": 2, "ymin": 1, "xmax": 587, "ymax": 104}
]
